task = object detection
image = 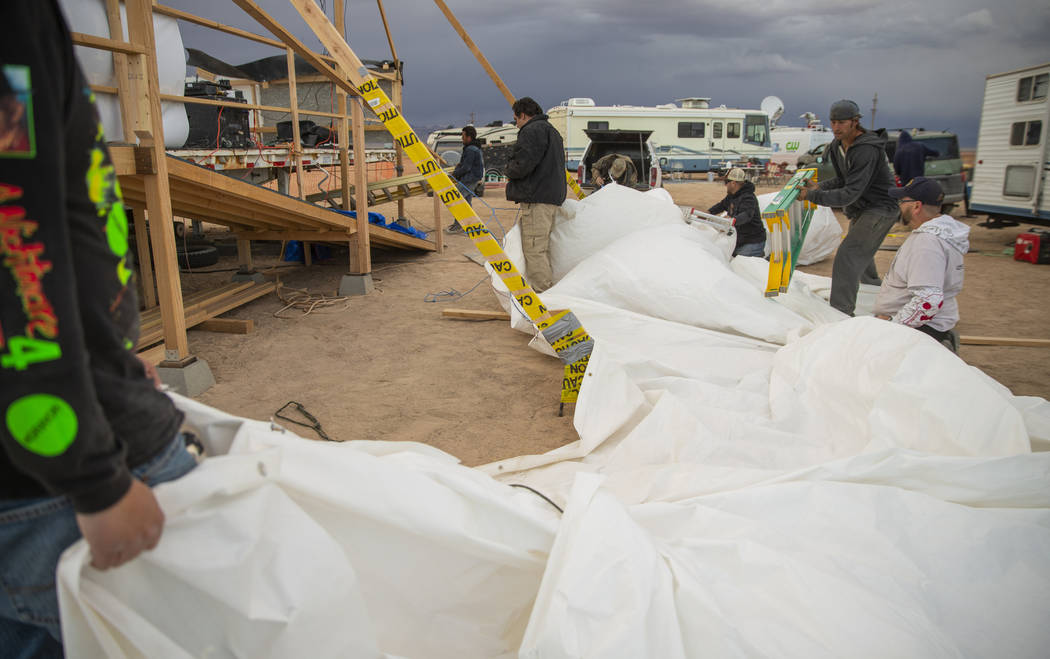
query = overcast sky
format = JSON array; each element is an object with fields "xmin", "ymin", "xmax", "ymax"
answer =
[{"xmin": 171, "ymin": 0, "xmax": 1050, "ymax": 146}]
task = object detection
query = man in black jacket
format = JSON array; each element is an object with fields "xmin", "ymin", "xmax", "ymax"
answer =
[
  {"xmin": 1, "ymin": 3, "xmax": 196, "ymax": 653},
  {"xmin": 504, "ymin": 97, "xmax": 566, "ymax": 292},
  {"xmin": 709, "ymin": 168, "xmax": 765, "ymax": 257},
  {"xmin": 892, "ymin": 130, "xmax": 937, "ymax": 185},
  {"xmin": 799, "ymin": 99, "xmax": 898, "ymax": 316},
  {"xmin": 446, "ymin": 125, "xmax": 484, "ymax": 234}
]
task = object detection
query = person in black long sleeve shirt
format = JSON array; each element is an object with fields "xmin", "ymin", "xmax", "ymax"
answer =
[
  {"xmin": 799, "ymin": 99, "xmax": 898, "ymax": 316},
  {"xmin": 708, "ymin": 167, "xmax": 765, "ymax": 257},
  {"xmin": 1, "ymin": 2, "xmax": 195, "ymax": 653}
]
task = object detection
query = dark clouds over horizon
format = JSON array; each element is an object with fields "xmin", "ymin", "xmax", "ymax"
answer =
[{"xmin": 171, "ymin": 0, "xmax": 1050, "ymax": 146}]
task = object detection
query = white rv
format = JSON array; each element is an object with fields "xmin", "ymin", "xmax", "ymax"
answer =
[
  {"xmin": 770, "ymin": 115, "xmax": 834, "ymax": 167},
  {"xmin": 425, "ymin": 122, "xmax": 518, "ymax": 165},
  {"xmin": 546, "ymin": 97, "xmax": 772, "ymax": 173},
  {"xmin": 970, "ymin": 62, "xmax": 1050, "ymax": 224}
]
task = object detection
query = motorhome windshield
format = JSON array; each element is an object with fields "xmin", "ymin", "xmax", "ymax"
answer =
[{"xmin": 744, "ymin": 115, "xmax": 769, "ymax": 146}]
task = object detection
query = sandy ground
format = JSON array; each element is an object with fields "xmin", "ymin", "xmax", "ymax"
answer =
[{"xmin": 170, "ymin": 180, "xmax": 1050, "ymax": 465}]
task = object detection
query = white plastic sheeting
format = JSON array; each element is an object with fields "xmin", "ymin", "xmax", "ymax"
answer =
[
  {"xmin": 59, "ymin": 0, "xmax": 189, "ymax": 147},
  {"xmin": 58, "ymin": 184, "xmax": 1050, "ymax": 657}
]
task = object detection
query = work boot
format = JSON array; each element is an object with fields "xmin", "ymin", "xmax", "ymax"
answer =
[{"xmin": 445, "ymin": 222, "xmax": 464, "ymax": 235}]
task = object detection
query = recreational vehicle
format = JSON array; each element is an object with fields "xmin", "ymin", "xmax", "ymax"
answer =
[
  {"xmin": 425, "ymin": 122, "xmax": 517, "ymax": 166},
  {"xmin": 970, "ymin": 62, "xmax": 1050, "ymax": 224},
  {"xmin": 546, "ymin": 97, "xmax": 772, "ymax": 173}
]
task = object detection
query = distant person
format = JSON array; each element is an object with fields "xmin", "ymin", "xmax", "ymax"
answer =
[
  {"xmin": 446, "ymin": 125, "xmax": 484, "ymax": 235},
  {"xmin": 798, "ymin": 99, "xmax": 898, "ymax": 316},
  {"xmin": 504, "ymin": 97, "xmax": 566, "ymax": 293},
  {"xmin": 1, "ymin": 3, "xmax": 198, "ymax": 654},
  {"xmin": 708, "ymin": 167, "xmax": 765, "ymax": 257},
  {"xmin": 893, "ymin": 130, "xmax": 937, "ymax": 186},
  {"xmin": 591, "ymin": 153, "xmax": 637, "ymax": 187},
  {"xmin": 875, "ymin": 177, "xmax": 968, "ymax": 352}
]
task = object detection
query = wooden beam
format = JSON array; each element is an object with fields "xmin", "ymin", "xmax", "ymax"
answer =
[
  {"xmin": 235, "ymin": 230, "xmax": 353, "ymax": 242},
  {"xmin": 195, "ymin": 318, "xmax": 254, "ymax": 334},
  {"xmin": 136, "ymin": 344, "xmax": 166, "ymax": 365},
  {"xmin": 104, "ymin": 0, "xmax": 135, "ymax": 142},
  {"xmin": 130, "ymin": 206, "xmax": 157, "ymax": 308},
  {"xmin": 441, "ymin": 309, "xmax": 511, "ymax": 321},
  {"xmin": 350, "ymin": 96, "xmax": 371, "ymax": 273},
  {"xmin": 229, "ymin": 0, "xmax": 359, "ymax": 98},
  {"xmin": 960, "ymin": 336, "xmax": 1050, "ymax": 348},
  {"xmin": 431, "ymin": 0, "xmax": 515, "ymax": 105},
  {"xmin": 376, "ymin": 0, "xmax": 400, "ymax": 72},
  {"xmin": 286, "ymin": 47, "xmax": 306, "ymax": 200},
  {"xmin": 69, "ymin": 31, "xmax": 147, "ymax": 56},
  {"xmin": 126, "ymin": 0, "xmax": 190, "ymax": 360}
]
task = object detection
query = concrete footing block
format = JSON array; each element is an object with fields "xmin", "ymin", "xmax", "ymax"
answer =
[
  {"xmin": 338, "ymin": 273, "xmax": 375, "ymax": 296},
  {"xmin": 158, "ymin": 358, "xmax": 215, "ymax": 397}
]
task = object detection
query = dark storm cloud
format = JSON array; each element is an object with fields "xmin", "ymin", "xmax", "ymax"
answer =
[{"xmin": 169, "ymin": 0, "xmax": 1050, "ymax": 146}]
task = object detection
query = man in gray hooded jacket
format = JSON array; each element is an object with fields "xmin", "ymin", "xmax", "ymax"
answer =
[
  {"xmin": 875, "ymin": 177, "xmax": 968, "ymax": 352},
  {"xmin": 799, "ymin": 99, "xmax": 898, "ymax": 316}
]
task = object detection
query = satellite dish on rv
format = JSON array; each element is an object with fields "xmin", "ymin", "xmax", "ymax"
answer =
[{"xmin": 761, "ymin": 96, "xmax": 785, "ymax": 126}]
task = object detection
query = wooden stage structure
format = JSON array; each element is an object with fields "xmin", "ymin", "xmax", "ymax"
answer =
[{"xmin": 70, "ymin": 0, "xmax": 444, "ymax": 377}]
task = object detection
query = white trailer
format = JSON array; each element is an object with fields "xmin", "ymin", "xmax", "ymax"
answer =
[{"xmin": 970, "ymin": 62, "xmax": 1050, "ymax": 224}]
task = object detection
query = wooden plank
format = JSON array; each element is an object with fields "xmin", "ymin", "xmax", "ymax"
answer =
[
  {"xmin": 229, "ymin": 0, "xmax": 360, "ymax": 99},
  {"xmin": 104, "ymin": 0, "xmax": 135, "ymax": 142},
  {"xmin": 135, "ymin": 344, "xmax": 166, "ymax": 365},
  {"xmin": 137, "ymin": 281, "xmax": 274, "ymax": 348},
  {"xmin": 126, "ymin": 0, "xmax": 190, "ymax": 360},
  {"xmin": 351, "ymin": 96, "xmax": 371, "ymax": 274},
  {"xmin": 960, "ymin": 336, "xmax": 1050, "ymax": 348},
  {"xmin": 442, "ymin": 309, "xmax": 511, "ymax": 321},
  {"xmin": 195, "ymin": 318, "xmax": 254, "ymax": 334},
  {"xmin": 131, "ymin": 207, "xmax": 157, "ymax": 308},
  {"xmin": 286, "ymin": 47, "xmax": 305, "ymax": 200},
  {"xmin": 431, "ymin": 0, "xmax": 515, "ymax": 105},
  {"xmin": 236, "ymin": 230, "xmax": 353, "ymax": 242},
  {"xmin": 69, "ymin": 31, "xmax": 147, "ymax": 56}
]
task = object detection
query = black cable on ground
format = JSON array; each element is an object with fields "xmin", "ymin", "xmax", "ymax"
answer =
[
  {"xmin": 508, "ymin": 483, "xmax": 563, "ymax": 514},
  {"xmin": 275, "ymin": 401, "xmax": 334, "ymax": 441}
]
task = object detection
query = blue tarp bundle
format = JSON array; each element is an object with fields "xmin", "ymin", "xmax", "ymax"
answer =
[{"xmin": 334, "ymin": 209, "xmax": 428, "ymax": 240}]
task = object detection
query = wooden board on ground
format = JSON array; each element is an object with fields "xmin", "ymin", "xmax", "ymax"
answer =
[
  {"xmin": 195, "ymin": 318, "xmax": 254, "ymax": 334},
  {"xmin": 442, "ymin": 309, "xmax": 511, "ymax": 321},
  {"xmin": 137, "ymin": 280, "xmax": 275, "ymax": 348},
  {"xmin": 960, "ymin": 335, "xmax": 1050, "ymax": 348}
]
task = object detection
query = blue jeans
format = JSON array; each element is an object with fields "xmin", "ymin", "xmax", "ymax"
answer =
[
  {"xmin": 733, "ymin": 241, "xmax": 766, "ymax": 257},
  {"xmin": 456, "ymin": 180, "xmax": 477, "ymax": 207},
  {"xmin": 0, "ymin": 434, "xmax": 197, "ymax": 658}
]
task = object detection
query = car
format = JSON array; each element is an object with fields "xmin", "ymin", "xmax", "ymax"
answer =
[
  {"xmin": 795, "ymin": 130, "xmax": 964, "ymax": 213},
  {"xmin": 575, "ymin": 129, "xmax": 662, "ymax": 191}
]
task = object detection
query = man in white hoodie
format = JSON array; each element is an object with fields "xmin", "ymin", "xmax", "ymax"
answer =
[{"xmin": 875, "ymin": 177, "xmax": 969, "ymax": 352}]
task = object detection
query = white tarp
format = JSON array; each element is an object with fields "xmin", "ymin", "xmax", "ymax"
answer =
[{"xmin": 58, "ymin": 184, "xmax": 1050, "ymax": 658}]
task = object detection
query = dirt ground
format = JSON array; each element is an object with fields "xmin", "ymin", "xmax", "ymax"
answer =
[{"xmin": 171, "ymin": 180, "xmax": 1050, "ymax": 466}]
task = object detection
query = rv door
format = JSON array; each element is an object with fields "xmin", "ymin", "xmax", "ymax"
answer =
[{"xmin": 711, "ymin": 120, "xmax": 725, "ymax": 153}]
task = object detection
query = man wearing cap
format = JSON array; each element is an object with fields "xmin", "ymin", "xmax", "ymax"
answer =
[
  {"xmin": 708, "ymin": 168, "xmax": 764, "ymax": 257},
  {"xmin": 591, "ymin": 153, "xmax": 637, "ymax": 187},
  {"xmin": 875, "ymin": 177, "xmax": 969, "ymax": 351},
  {"xmin": 798, "ymin": 99, "xmax": 898, "ymax": 315}
]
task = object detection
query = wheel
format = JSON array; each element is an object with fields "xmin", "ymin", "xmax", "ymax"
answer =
[{"xmin": 176, "ymin": 245, "xmax": 219, "ymax": 269}]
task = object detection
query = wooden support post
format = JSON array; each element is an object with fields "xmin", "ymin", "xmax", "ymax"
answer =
[
  {"xmin": 130, "ymin": 206, "xmax": 157, "ymax": 308},
  {"xmin": 125, "ymin": 0, "xmax": 190, "ymax": 361},
  {"xmin": 391, "ymin": 77, "xmax": 406, "ymax": 220},
  {"xmin": 237, "ymin": 238, "xmax": 253, "ymax": 270},
  {"xmin": 350, "ymin": 96, "xmax": 371, "ymax": 273},
  {"xmin": 103, "ymin": 0, "xmax": 135, "ymax": 142},
  {"xmin": 286, "ymin": 47, "xmax": 305, "ymax": 199},
  {"xmin": 338, "ymin": 87, "xmax": 350, "ymax": 211}
]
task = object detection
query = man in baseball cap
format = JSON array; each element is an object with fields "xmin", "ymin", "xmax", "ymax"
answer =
[
  {"xmin": 874, "ymin": 177, "xmax": 969, "ymax": 351},
  {"xmin": 708, "ymin": 168, "xmax": 764, "ymax": 257},
  {"xmin": 798, "ymin": 98, "xmax": 898, "ymax": 316}
]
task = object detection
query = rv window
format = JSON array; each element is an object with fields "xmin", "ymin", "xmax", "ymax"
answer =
[
  {"xmin": 1003, "ymin": 165, "xmax": 1035, "ymax": 198},
  {"xmin": 587, "ymin": 121, "xmax": 609, "ymax": 130},
  {"xmin": 1010, "ymin": 121, "xmax": 1043, "ymax": 146},
  {"xmin": 678, "ymin": 122, "xmax": 705, "ymax": 138},
  {"xmin": 744, "ymin": 115, "xmax": 769, "ymax": 146},
  {"xmin": 1017, "ymin": 73, "xmax": 1048, "ymax": 102},
  {"xmin": 727, "ymin": 122, "xmax": 740, "ymax": 139},
  {"xmin": 713, "ymin": 122, "xmax": 723, "ymax": 139}
]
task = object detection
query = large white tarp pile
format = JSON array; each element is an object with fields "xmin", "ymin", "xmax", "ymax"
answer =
[{"xmin": 59, "ymin": 184, "xmax": 1050, "ymax": 658}]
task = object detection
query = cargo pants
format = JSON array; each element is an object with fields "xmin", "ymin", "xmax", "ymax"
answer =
[
  {"xmin": 829, "ymin": 207, "xmax": 900, "ymax": 316},
  {"xmin": 519, "ymin": 202, "xmax": 558, "ymax": 293}
]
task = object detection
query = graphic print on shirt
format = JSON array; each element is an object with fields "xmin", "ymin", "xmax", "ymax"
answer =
[{"xmin": 0, "ymin": 65, "xmax": 36, "ymax": 158}]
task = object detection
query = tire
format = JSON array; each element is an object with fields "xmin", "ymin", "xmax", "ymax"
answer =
[{"xmin": 177, "ymin": 245, "xmax": 219, "ymax": 269}]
